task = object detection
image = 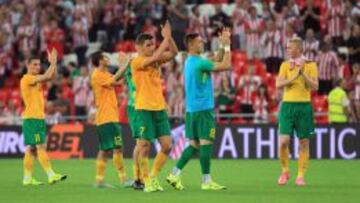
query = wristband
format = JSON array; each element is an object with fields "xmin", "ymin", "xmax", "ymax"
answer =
[{"xmin": 224, "ymin": 46, "xmax": 231, "ymax": 52}]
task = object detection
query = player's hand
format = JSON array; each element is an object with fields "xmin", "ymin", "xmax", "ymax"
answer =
[
  {"xmin": 47, "ymin": 49, "xmax": 58, "ymax": 65},
  {"xmin": 219, "ymin": 27, "xmax": 231, "ymax": 46},
  {"xmin": 161, "ymin": 21, "xmax": 172, "ymax": 39},
  {"xmin": 117, "ymin": 52, "xmax": 129, "ymax": 67}
]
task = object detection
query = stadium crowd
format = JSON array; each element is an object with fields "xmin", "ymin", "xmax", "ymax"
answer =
[{"xmin": 0, "ymin": 0, "xmax": 359, "ymax": 125}]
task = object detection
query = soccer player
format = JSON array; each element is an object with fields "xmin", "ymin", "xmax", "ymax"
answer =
[
  {"xmin": 276, "ymin": 38, "xmax": 318, "ymax": 186},
  {"xmin": 131, "ymin": 21, "xmax": 178, "ymax": 192},
  {"xmin": 90, "ymin": 51, "xmax": 132, "ymax": 188},
  {"xmin": 21, "ymin": 49, "xmax": 67, "ymax": 185},
  {"xmin": 166, "ymin": 29, "xmax": 232, "ymax": 190},
  {"xmin": 124, "ymin": 59, "xmax": 144, "ymax": 190}
]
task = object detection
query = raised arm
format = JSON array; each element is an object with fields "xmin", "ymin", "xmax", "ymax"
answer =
[
  {"xmin": 212, "ymin": 28, "xmax": 232, "ymax": 71},
  {"xmin": 113, "ymin": 52, "xmax": 130, "ymax": 82},
  {"xmin": 139, "ymin": 21, "xmax": 176, "ymax": 68},
  {"xmin": 31, "ymin": 49, "xmax": 58, "ymax": 85}
]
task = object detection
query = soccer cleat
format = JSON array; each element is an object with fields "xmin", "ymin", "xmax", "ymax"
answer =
[
  {"xmin": 93, "ymin": 182, "xmax": 116, "ymax": 189},
  {"xmin": 295, "ymin": 177, "xmax": 306, "ymax": 186},
  {"xmin": 151, "ymin": 177, "xmax": 164, "ymax": 191},
  {"xmin": 48, "ymin": 173, "xmax": 67, "ymax": 185},
  {"xmin": 278, "ymin": 172, "xmax": 290, "ymax": 185},
  {"xmin": 133, "ymin": 180, "xmax": 145, "ymax": 190},
  {"xmin": 201, "ymin": 181, "xmax": 226, "ymax": 190},
  {"xmin": 166, "ymin": 174, "xmax": 184, "ymax": 190},
  {"xmin": 143, "ymin": 180, "xmax": 157, "ymax": 193},
  {"xmin": 23, "ymin": 178, "xmax": 44, "ymax": 186},
  {"xmin": 121, "ymin": 178, "xmax": 134, "ymax": 188}
]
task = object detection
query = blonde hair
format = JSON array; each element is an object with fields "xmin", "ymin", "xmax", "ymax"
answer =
[{"xmin": 289, "ymin": 37, "xmax": 303, "ymax": 50}]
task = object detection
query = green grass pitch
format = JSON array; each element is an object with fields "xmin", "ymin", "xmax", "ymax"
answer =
[{"xmin": 0, "ymin": 159, "xmax": 358, "ymax": 203}]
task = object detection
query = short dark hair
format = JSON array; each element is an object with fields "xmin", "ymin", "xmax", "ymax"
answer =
[
  {"xmin": 91, "ymin": 51, "xmax": 104, "ymax": 67},
  {"xmin": 338, "ymin": 53, "xmax": 346, "ymax": 61},
  {"xmin": 135, "ymin": 33, "xmax": 153, "ymax": 45},
  {"xmin": 27, "ymin": 56, "xmax": 41, "ymax": 64},
  {"xmin": 184, "ymin": 33, "xmax": 199, "ymax": 49}
]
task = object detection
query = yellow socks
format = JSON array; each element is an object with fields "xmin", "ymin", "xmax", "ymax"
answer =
[
  {"xmin": 133, "ymin": 163, "xmax": 140, "ymax": 181},
  {"xmin": 280, "ymin": 146, "xmax": 289, "ymax": 173},
  {"xmin": 23, "ymin": 150, "xmax": 34, "ymax": 180},
  {"xmin": 139, "ymin": 157, "xmax": 150, "ymax": 182},
  {"xmin": 298, "ymin": 149, "xmax": 309, "ymax": 178},
  {"xmin": 150, "ymin": 151, "xmax": 168, "ymax": 177},
  {"xmin": 113, "ymin": 153, "xmax": 126, "ymax": 182},
  {"xmin": 37, "ymin": 148, "xmax": 55, "ymax": 178},
  {"xmin": 95, "ymin": 159, "xmax": 106, "ymax": 183}
]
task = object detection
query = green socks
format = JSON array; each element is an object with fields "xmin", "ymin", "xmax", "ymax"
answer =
[
  {"xmin": 199, "ymin": 144, "xmax": 213, "ymax": 174},
  {"xmin": 175, "ymin": 145, "xmax": 198, "ymax": 170}
]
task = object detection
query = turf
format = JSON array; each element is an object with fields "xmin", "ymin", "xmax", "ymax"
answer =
[{"xmin": 0, "ymin": 159, "xmax": 358, "ymax": 203}]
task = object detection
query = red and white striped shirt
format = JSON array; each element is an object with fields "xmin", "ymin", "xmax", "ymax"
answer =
[
  {"xmin": 188, "ymin": 15, "xmax": 210, "ymax": 40},
  {"xmin": 317, "ymin": 50, "xmax": 339, "ymax": 80},
  {"xmin": 303, "ymin": 39, "xmax": 319, "ymax": 61},
  {"xmin": 238, "ymin": 75, "xmax": 261, "ymax": 104},
  {"xmin": 72, "ymin": 19, "xmax": 89, "ymax": 48},
  {"xmin": 232, "ymin": 8, "xmax": 248, "ymax": 35},
  {"xmin": 244, "ymin": 18, "xmax": 264, "ymax": 48},
  {"xmin": 327, "ymin": 3, "xmax": 345, "ymax": 37},
  {"xmin": 16, "ymin": 24, "xmax": 37, "ymax": 53},
  {"xmin": 254, "ymin": 95, "xmax": 269, "ymax": 122},
  {"xmin": 355, "ymin": 74, "xmax": 360, "ymax": 100},
  {"xmin": 283, "ymin": 32, "xmax": 298, "ymax": 52},
  {"xmin": 261, "ymin": 30, "xmax": 283, "ymax": 58}
]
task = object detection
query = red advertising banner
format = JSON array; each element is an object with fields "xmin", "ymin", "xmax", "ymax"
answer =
[{"xmin": 47, "ymin": 124, "xmax": 84, "ymax": 160}]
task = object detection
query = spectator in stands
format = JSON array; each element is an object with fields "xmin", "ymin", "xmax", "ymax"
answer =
[
  {"xmin": 73, "ymin": 67, "xmax": 90, "ymax": 120},
  {"xmin": 16, "ymin": 15, "xmax": 37, "ymax": 59},
  {"xmin": 188, "ymin": 5, "xmax": 211, "ymax": 50},
  {"xmin": 168, "ymin": 0, "xmax": 189, "ymax": 51},
  {"xmin": 142, "ymin": 18, "xmax": 158, "ymax": 39},
  {"xmin": 326, "ymin": 0, "xmax": 346, "ymax": 46},
  {"xmin": 244, "ymin": 6, "xmax": 264, "ymax": 59},
  {"xmin": 232, "ymin": 0, "xmax": 249, "ymax": 51},
  {"xmin": 150, "ymin": 0, "xmax": 167, "ymax": 26},
  {"xmin": 352, "ymin": 63, "xmax": 360, "ymax": 122},
  {"xmin": 300, "ymin": 0, "xmax": 321, "ymax": 36},
  {"xmin": 338, "ymin": 54, "xmax": 351, "ymax": 83},
  {"xmin": 317, "ymin": 35, "xmax": 339, "ymax": 95},
  {"xmin": 254, "ymin": 84, "xmax": 269, "ymax": 124},
  {"xmin": 237, "ymin": 64, "xmax": 262, "ymax": 121},
  {"xmin": 260, "ymin": 1, "xmax": 272, "ymax": 21},
  {"xmin": 0, "ymin": 100, "xmax": 21, "ymax": 125},
  {"xmin": 347, "ymin": 24, "xmax": 360, "ymax": 67},
  {"xmin": 303, "ymin": 28, "xmax": 319, "ymax": 62},
  {"xmin": 47, "ymin": 19, "xmax": 65, "ymax": 61},
  {"xmin": 217, "ymin": 75, "xmax": 235, "ymax": 118},
  {"xmin": 348, "ymin": 90, "xmax": 359, "ymax": 123},
  {"xmin": 261, "ymin": 18, "xmax": 283, "ymax": 73},
  {"xmin": 168, "ymin": 85, "xmax": 185, "ymax": 121},
  {"xmin": 328, "ymin": 79, "xmax": 352, "ymax": 123},
  {"xmin": 72, "ymin": 11, "xmax": 89, "ymax": 66},
  {"xmin": 209, "ymin": 3, "xmax": 231, "ymax": 51},
  {"xmin": 0, "ymin": 101, "xmax": 8, "ymax": 124}
]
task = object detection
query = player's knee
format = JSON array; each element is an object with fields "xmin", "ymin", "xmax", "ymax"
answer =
[
  {"xmin": 113, "ymin": 147, "xmax": 123, "ymax": 154},
  {"xmin": 161, "ymin": 143, "xmax": 172, "ymax": 155}
]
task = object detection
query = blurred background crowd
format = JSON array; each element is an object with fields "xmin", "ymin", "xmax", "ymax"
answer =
[{"xmin": 0, "ymin": 0, "xmax": 359, "ymax": 125}]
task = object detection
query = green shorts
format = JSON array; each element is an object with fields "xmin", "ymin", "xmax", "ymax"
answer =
[
  {"xmin": 278, "ymin": 102, "xmax": 315, "ymax": 139},
  {"xmin": 185, "ymin": 109, "xmax": 216, "ymax": 141},
  {"xmin": 135, "ymin": 110, "xmax": 171, "ymax": 142},
  {"xmin": 127, "ymin": 106, "xmax": 139, "ymax": 139},
  {"xmin": 22, "ymin": 119, "xmax": 47, "ymax": 146},
  {"xmin": 96, "ymin": 122, "xmax": 123, "ymax": 150}
]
